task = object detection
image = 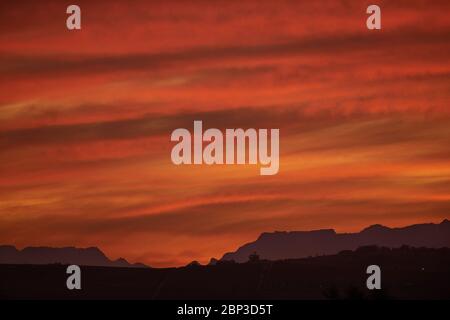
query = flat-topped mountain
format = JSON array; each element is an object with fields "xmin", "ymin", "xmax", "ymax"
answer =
[
  {"xmin": 0, "ymin": 245, "xmax": 147, "ymax": 268},
  {"xmin": 221, "ymin": 219, "xmax": 450, "ymax": 263}
]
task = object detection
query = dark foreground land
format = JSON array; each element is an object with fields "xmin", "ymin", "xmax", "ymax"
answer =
[{"xmin": 1, "ymin": 246, "xmax": 449, "ymax": 300}]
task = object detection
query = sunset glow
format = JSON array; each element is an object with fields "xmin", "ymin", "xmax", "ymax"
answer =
[{"xmin": 1, "ymin": 0, "xmax": 449, "ymax": 267}]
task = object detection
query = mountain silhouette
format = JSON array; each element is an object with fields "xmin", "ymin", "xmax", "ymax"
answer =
[
  {"xmin": 2, "ymin": 246, "xmax": 450, "ymax": 299},
  {"xmin": 0, "ymin": 245, "xmax": 147, "ymax": 268},
  {"xmin": 221, "ymin": 219, "xmax": 450, "ymax": 263}
]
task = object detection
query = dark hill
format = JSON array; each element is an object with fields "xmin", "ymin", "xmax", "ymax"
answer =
[
  {"xmin": 1, "ymin": 246, "xmax": 449, "ymax": 299},
  {"xmin": 221, "ymin": 219, "xmax": 450, "ymax": 262},
  {"xmin": 0, "ymin": 245, "xmax": 147, "ymax": 268}
]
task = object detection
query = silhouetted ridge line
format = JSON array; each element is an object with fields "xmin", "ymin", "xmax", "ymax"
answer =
[
  {"xmin": 0, "ymin": 245, "xmax": 148, "ymax": 268},
  {"xmin": 221, "ymin": 219, "xmax": 450, "ymax": 263}
]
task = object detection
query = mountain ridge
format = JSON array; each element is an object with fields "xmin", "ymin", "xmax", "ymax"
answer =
[
  {"xmin": 221, "ymin": 219, "xmax": 450, "ymax": 263},
  {"xmin": 0, "ymin": 245, "xmax": 148, "ymax": 268}
]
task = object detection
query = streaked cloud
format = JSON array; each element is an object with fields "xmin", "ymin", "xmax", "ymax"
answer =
[{"xmin": 0, "ymin": 0, "xmax": 449, "ymax": 266}]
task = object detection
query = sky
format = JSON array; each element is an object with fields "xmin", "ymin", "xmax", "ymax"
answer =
[{"xmin": 0, "ymin": 0, "xmax": 449, "ymax": 267}]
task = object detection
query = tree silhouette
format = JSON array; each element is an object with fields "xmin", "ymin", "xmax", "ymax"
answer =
[{"xmin": 248, "ymin": 252, "xmax": 260, "ymax": 263}]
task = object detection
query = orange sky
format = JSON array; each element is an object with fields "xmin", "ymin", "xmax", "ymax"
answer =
[{"xmin": 1, "ymin": 0, "xmax": 450, "ymax": 267}]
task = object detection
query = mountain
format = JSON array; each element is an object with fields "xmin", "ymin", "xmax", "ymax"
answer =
[
  {"xmin": 0, "ymin": 245, "xmax": 147, "ymax": 268},
  {"xmin": 221, "ymin": 219, "xmax": 450, "ymax": 263},
  {"xmin": 2, "ymin": 246, "xmax": 450, "ymax": 299}
]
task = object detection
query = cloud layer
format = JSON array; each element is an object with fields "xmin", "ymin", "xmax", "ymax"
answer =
[{"xmin": 1, "ymin": 0, "xmax": 450, "ymax": 266}]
